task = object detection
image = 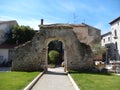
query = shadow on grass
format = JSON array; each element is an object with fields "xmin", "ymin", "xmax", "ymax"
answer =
[{"xmin": 69, "ymin": 70, "xmax": 113, "ymax": 76}]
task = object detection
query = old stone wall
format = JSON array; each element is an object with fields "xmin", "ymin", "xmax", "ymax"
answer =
[
  {"xmin": 73, "ymin": 23, "xmax": 101, "ymax": 46},
  {"xmin": 12, "ymin": 24, "xmax": 100, "ymax": 71}
]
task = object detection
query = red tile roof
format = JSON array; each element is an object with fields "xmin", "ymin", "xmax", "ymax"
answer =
[{"xmin": 93, "ymin": 55, "xmax": 103, "ymax": 61}]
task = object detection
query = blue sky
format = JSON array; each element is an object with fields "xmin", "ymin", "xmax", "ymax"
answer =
[{"xmin": 0, "ymin": 0, "xmax": 120, "ymax": 34}]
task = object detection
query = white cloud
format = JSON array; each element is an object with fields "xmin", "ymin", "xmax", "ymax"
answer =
[
  {"xmin": 19, "ymin": 19, "xmax": 40, "ymax": 30},
  {"xmin": 0, "ymin": 16, "xmax": 40, "ymax": 30},
  {"xmin": 0, "ymin": 15, "xmax": 63, "ymax": 30},
  {"xmin": 0, "ymin": 16, "xmax": 16, "ymax": 20}
]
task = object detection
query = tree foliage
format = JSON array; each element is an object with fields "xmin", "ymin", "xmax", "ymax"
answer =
[
  {"xmin": 91, "ymin": 44, "xmax": 106, "ymax": 57},
  {"xmin": 48, "ymin": 40, "xmax": 62, "ymax": 52},
  {"xmin": 7, "ymin": 25, "xmax": 35, "ymax": 44}
]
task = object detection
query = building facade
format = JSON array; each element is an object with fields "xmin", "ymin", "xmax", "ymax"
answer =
[
  {"xmin": 0, "ymin": 46, "xmax": 13, "ymax": 66},
  {"xmin": 101, "ymin": 16, "xmax": 120, "ymax": 61},
  {"xmin": 0, "ymin": 20, "xmax": 18, "ymax": 66},
  {"xmin": 110, "ymin": 16, "xmax": 120, "ymax": 60},
  {"xmin": 101, "ymin": 32, "xmax": 111, "ymax": 46}
]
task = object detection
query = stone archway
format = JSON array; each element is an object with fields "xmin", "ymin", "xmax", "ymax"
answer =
[
  {"xmin": 45, "ymin": 38, "xmax": 67, "ymax": 71},
  {"xmin": 11, "ymin": 24, "xmax": 99, "ymax": 71}
]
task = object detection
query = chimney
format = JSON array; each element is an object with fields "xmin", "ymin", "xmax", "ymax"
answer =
[{"xmin": 41, "ymin": 19, "xmax": 44, "ymax": 25}]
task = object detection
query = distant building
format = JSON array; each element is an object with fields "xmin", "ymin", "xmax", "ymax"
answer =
[
  {"xmin": 101, "ymin": 16, "xmax": 120, "ymax": 61},
  {"xmin": 101, "ymin": 32, "xmax": 114, "ymax": 62},
  {"xmin": 0, "ymin": 20, "xmax": 18, "ymax": 66},
  {"xmin": 0, "ymin": 43, "xmax": 17, "ymax": 66},
  {"xmin": 101, "ymin": 32, "xmax": 111, "ymax": 46},
  {"xmin": 0, "ymin": 20, "xmax": 18, "ymax": 44}
]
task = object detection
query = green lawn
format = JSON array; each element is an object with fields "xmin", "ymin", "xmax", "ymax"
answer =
[
  {"xmin": 70, "ymin": 71, "xmax": 120, "ymax": 90},
  {"xmin": 0, "ymin": 72, "xmax": 40, "ymax": 90}
]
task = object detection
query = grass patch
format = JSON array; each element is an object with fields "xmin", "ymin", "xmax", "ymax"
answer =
[
  {"xmin": 0, "ymin": 71, "xmax": 40, "ymax": 90},
  {"xmin": 70, "ymin": 71, "xmax": 120, "ymax": 90}
]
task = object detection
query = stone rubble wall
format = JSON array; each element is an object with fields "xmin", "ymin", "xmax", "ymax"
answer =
[
  {"xmin": 73, "ymin": 24, "xmax": 101, "ymax": 46},
  {"xmin": 12, "ymin": 25, "xmax": 100, "ymax": 71}
]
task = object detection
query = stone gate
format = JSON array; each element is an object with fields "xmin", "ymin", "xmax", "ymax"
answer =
[{"xmin": 12, "ymin": 23, "xmax": 101, "ymax": 71}]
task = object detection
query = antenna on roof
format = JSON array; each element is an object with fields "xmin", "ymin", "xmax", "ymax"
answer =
[
  {"xmin": 73, "ymin": 13, "xmax": 78, "ymax": 24},
  {"xmin": 84, "ymin": 19, "xmax": 86, "ymax": 23},
  {"xmin": 82, "ymin": 19, "xmax": 86, "ymax": 24},
  {"xmin": 73, "ymin": 13, "xmax": 76, "ymax": 24}
]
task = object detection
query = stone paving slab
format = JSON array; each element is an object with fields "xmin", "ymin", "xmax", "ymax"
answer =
[{"xmin": 31, "ymin": 67, "xmax": 75, "ymax": 90}]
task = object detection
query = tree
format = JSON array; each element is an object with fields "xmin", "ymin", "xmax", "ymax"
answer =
[
  {"xmin": 48, "ymin": 40, "xmax": 62, "ymax": 52},
  {"xmin": 91, "ymin": 44, "xmax": 106, "ymax": 58},
  {"xmin": 7, "ymin": 25, "xmax": 35, "ymax": 44}
]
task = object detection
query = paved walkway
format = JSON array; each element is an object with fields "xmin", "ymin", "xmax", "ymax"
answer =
[
  {"xmin": 31, "ymin": 67, "xmax": 75, "ymax": 90},
  {"xmin": 0, "ymin": 67, "xmax": 11, "ymax": 72}
]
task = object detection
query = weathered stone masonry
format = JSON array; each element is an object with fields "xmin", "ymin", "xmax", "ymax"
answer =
[{"xmin": 12, "ymin": 24, "xmax": 101, "ymax": 71}]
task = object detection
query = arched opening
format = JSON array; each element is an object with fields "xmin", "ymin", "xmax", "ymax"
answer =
[{"xmin": 47, "ymin": 40, "xmax": 64, "ymax": 68}]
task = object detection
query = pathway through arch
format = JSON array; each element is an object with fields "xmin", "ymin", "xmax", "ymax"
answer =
[{"xmin": 31, "ymin": 67, "xmax": 75, "ymax": 90}]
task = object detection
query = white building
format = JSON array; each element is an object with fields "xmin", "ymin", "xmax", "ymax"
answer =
[
  {"xmin": 0, "ymin": 20, "xmax": 18, "ymax": 66},
  {"xmin": 101, "ymin": 32, "xmax": 111, "ymax": 46},
  {"xmin": 0, "ymin": 44, "xmax": 16, "ymax": 66},
  {"xmin": 109, "ymin": 16, "xmax": 120, "ymax": 60},
  {"xmin": 101, "ymin": 16, "xmax": 120, "ymax": 61}
]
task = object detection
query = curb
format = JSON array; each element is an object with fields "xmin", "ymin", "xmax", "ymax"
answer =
[
  {"xmin": 24, "ymin": 71, "xmax": 45, "ymax": 90},
  {"xmin": 68, "ymin": 73, "xmax": 80, "ymax": 90}
]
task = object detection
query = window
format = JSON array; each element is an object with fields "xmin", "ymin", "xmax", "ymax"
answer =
[
  {"xmin": 115, "ymin": 42, "xmax": 118, "ymax": 50},
  {"xmin": 114, "ymin": 30, "xmax": 117, "ymax": 37},
  {"xmin": 114, "ymin": 30, "xmax": 118, "ymax": 39},
  {"xmin": 107, "ymin": 46, "xmax": 110, "ymax": 48},
  {"xmin": 108, "ymin": 37, "xmax": 110, "ymax": 41},
  {"xmin": 103, "ymin": 39, "xmax": 105, "ymax": 42}
]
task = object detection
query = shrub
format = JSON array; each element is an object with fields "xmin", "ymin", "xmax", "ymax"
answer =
[{"xmin": 48, "ymin": 50, "xmax": 59, "ymax": 64}]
